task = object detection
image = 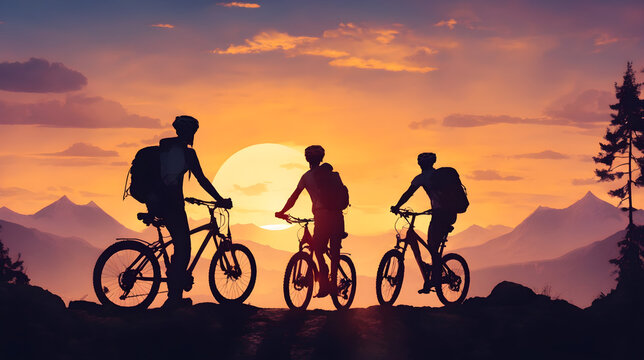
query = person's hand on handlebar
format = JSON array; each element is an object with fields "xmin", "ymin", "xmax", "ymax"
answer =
[
  {"xmin": 275, "ymin": 211, "xmax": 288, "ymax": 220},
  {"xmin": 218, "ymin": 198, "xmax": 233, "ymax": 209},
  {"xmin": 390, "ymin": 205, "xmax": 400, "ymax": 214}
]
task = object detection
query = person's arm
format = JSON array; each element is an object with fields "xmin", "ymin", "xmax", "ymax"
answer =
[
  {"xmin": 188, "ymin": 149, "xmax": 224, "ymax": 202},
  {"xmin": 391, "ymin": 181, "xmax": 420, "ymax": 212},
  {"xmin": 276, "ymin": 175, "xmax": 305, "ymax": 215}
]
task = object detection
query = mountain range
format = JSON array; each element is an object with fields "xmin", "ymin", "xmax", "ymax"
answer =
[{"xmin": 0, "ymin": 191, "xmax": 632, "ymax": 308}]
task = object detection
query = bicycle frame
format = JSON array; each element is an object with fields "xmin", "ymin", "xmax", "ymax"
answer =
[
  {"xmin": 395, "ymin": 212, "xmax": 447, "ymax": 259},
  {"xmin": 118, "ymin": 206, "xmax": 237, "ymax": 284}
]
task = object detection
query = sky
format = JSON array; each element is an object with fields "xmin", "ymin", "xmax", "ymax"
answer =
[{"xmin": 0, "ymin": 0, "xmax": 643, "ymax": 235}]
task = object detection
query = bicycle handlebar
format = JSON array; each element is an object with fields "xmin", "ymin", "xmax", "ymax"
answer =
[
  {"xmin": 275, "ymin": 213, "xmax": 313, "ymax": 224},
  {"xmin": 392, "ymin": 208, "xmax": 432, "ymax": 217},
  {"xmin": 185, "ymin": 197, "xmax": 232, "ymax": 209}
]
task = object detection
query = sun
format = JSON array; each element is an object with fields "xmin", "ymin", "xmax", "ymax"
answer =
[{"xmin": 212, "ymin": 143, "xmax": 312, "ymax": 229}]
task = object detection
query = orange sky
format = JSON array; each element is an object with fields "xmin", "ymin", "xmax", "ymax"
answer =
[{"xmin": 1, "ymin": 0, "xmax": 643, "ymax": 236}]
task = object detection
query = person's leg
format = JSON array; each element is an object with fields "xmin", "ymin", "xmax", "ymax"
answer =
[
  {"xmin": 312, "ymin": 212, "xmax": 331, "ymax": 296},
  {"xmin": 427, "ymin": 211, "xmax": 457, "ymax": 287},
  {"xmin": 164, "ymin": 207, "xmax": 191, "ymax": 303}
]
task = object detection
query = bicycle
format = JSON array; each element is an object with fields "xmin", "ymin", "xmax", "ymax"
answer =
[
  {"xmin": 375, "ymin": 208, "xmax": 469, "ymax": 307},
  {"xmin": 277, "ymin": 214, "xmax": 357, "ymax": 310},
  {"xmin": 93, "ymin": 197, "xmax": 257, "ymax": 309}
]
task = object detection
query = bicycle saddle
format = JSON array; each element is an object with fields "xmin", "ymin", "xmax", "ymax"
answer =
[{"xmin": 137, "ymin": 212, "xmax": 164, "ymax": 227}]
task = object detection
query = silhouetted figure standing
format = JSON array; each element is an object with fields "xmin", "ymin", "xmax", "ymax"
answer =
[
  {"xmin": 146, "ymin": 115, "xmax": 231, "ymax": 308},
  {"xmin": 391, "ymin": 152, "xmax": 457, "ymax": 293},
  {"xmin": 276, "ymin": 145, "xmax": 347, "ymax": 297}
]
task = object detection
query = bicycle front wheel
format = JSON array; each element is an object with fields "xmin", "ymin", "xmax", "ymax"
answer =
[
  {"xmin": 331, "ymin": 254, "xmax": 357, "ymax": 310},
  {"xmin": 209, "ymin": 243, "xmax": 257, "ymax": 304},
  {"xmin": 283, "ymin": 252, "xmax": 314, "ymax": 310},
  {"xmin": 376, "ymin": 249, "xmax": 405, "ymax": 306},
  {"xmin": 436, "ymin": 253, "xmax": 470, "ymax": 306},
  {"xmin": 93, "ymin": 240, "xmax": 161, "ymax": 310}
]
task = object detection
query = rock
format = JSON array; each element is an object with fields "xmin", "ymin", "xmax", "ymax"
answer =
[
  {"xmin": 487, "ymin": 281, "xmax": 539, "ymax": 306},
  {"xmin": 0, "ymin": 283, "xmax": 65, "ymax": 313}
]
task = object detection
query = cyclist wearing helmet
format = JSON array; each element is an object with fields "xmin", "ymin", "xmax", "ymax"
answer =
[
  {"xmin": 391, "ymin": 152, "xmax": 457, "ymax": 294},
  {"xmin": 147, "ymin": 115, "xmax": 232, "ymax": 308},
  {"xmin": 275, "ymin": 145, "xmax": 345, "ymax": 297}
]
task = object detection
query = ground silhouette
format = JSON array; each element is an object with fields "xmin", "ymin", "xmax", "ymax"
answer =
[{"xmin": 1, "ymin": 281, "xmax": 641, "ymax": 359}]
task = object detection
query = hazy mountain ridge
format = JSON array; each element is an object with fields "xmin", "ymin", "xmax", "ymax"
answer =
[
  {"xmin": 458, "ymin": 191, "xmax": 639, "ymax": 269},
  {"xmin": 0, "ymin": 195, "xmax": 141, "ymax": 248},
  {"xmin": 0, "ymin": 219, "xmax": 101, "ymax": 302}
]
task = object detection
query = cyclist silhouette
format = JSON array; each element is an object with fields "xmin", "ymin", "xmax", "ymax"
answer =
[
  {"xmin": 391, "ymin": 152, "xmax": 457, "ymax": 294},
  {"xmin": 276, "ymin": 145, "xmax": 345, "ymax": 297},
  {"xmin": 145, "ymin": 115, "xmax": 231, "ymax": 308}
]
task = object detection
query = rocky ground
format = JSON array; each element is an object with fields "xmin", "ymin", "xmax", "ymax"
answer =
[{"xmin": 1, "ymin": 281, "xmax": 642, "ymax": 359}]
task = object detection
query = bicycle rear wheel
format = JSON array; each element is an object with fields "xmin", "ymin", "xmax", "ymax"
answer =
[
  {"xmin": 375, "ymin": 249, "xmax": 405, "ymax": 306},
  {"xmin": 331, "ymin": 255, "xmax": 357, "ymax": 310},
  {"xmin": 93, "ymin": 240, "xmax": 161, "ymax": 310},
  {"xmin": 283, "ymin": 252, "xmax": 314, "ymax": 310},
  {"xmin": 209, "ymin": 243, "xmax": 257, "ymax": 304},
  {"xmin": 436, "ymin": 253, "xmax": 470, "ymax": 306}
]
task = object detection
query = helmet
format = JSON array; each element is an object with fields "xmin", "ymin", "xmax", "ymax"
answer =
[
  {"xmin": 305, "ymin": 145, "xmax": 325, "ymax": 164},
  {"xmin": 417, "ymin": 152, "xmax": 436, "ymax": 167},
  {"xmin": 173, "ymin": 115, "xmax": 199, "ymax": 145}
]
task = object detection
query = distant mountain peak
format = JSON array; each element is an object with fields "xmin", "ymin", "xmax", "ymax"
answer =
[
  {"xmin": 54, "ymin": 195, "xmax": 74, "ymax": 205},
  {"xmin": 85, "ymin": 201, "xmax": 99, "ymax": 208},
  {"xmin": 569, "ymin": 191, "xmax": 613, "ymax": 210}
]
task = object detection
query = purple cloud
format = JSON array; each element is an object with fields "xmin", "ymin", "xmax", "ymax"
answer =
[
  {"xmin": 409, "ymin": 118, "xmax": 437, "ymax": 130},
  {"xmin": 442, "ymin": 89, "xmax": 613, "ymax": 129},
  {"xmin": 513, "ymin": 150, "xmax": 570, "ymax": 159},
  {"xmin": 43, "ymin": 143, "xmax": 118, "ymax": 157},
  {"xmin": 468, "ymin": 170, "xmax": 523, "ymax": 181},
  {"xmin": 0, "ymin": 58, "xmax": 87, "ymax": 93},
  {"xmin": 0, "ymin": 95, "xmax": 161, "ymax": 128}
]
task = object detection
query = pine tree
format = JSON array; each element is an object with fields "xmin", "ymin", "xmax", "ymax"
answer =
[
  {"xmin": 594, "ymin": 62, "xmax": 644, "ymax": 292},
  {"xmin": 0, "ymin": 225, "xmax": 30, "ymax": 285}
]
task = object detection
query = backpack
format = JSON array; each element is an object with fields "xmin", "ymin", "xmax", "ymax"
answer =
[
  {"xmin": 315, "ymin": 163, "xmax": 350, "ymax": 211},
  {"xmin": 431, "ymin": 167, "xmax": 469, "ymax": 214},
  {"xmin": 123, "ymin": 146, "xmax": 162, "ymax": 203}
]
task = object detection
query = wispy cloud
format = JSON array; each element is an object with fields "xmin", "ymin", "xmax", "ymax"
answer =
[
  {"xmin": 409, "ymin": 118, "xmax": 437, "ymax": 130},
  {"xmin": 572, "ymin": 178, "xmax": 597, "ymax": 186},
  {"xmin": 329, "ymin": 57, "xmax": 435, "ymax": 73},
  {"xmin": 442, "ymin": 89, "xmax": 612, "ymax": 129},
  {"xmin": 0, "ymin": 95, "xmax": 162, "ymax": 128},
  {"xmin": 214, "ymin": 31, "xmax": 317, "ymax": 54},
  {"xmin": 468, "ymin": 170, "xmax": 522, "ymax": 181},
  {"xmin": 213, "ymin": 23, "xmax": 439, "ymax": 73},
  {"xmin": 233, "ymin": 182, "xmax": 270, "ymax": 196},
  {"xmin": 434, "ymin": 19, "xmax": 457, "ymax": 30},
  {"xmin": 42, "ymin": 143, "xmax": 118, "ymax": 157},
  {"xmin": 280, "ymin": 163, "xmax": 308, "ymax": 170},
  {"xmin": 594, "ymin": 34, "xmax": 619, "ymax": 46},
  {"xmin": 513, "ymin": 150, "xmax": 569, "ymax": 160},
  {"xmin": 150, "ymin": 24, "xmax": 175, "ymax": 29},
  {"xmin": 217, "ymin": 2, "xmax": 260, "ymax": 8}
]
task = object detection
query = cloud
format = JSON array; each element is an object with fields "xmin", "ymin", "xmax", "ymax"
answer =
[
  {"xmin": 233, "ymin": 182, "xmax": 270, "ymax": 196},
  {"xmin": 468, "ymin": 170, "xmax": 522, "ymax": 181},
  {"xmin": 0, "ymin": 95, "xmax": 162, "ymax": 128},
  {"xmin": 117, "ymin": 142, "xmax": 139, "ymax": 148},
  {"xmin": 513, "ymin": 150, "xmax": 570, "ymax": 160},
  {"xmin": 150, "ymin": 24, "xmax": 175, "ymax": 29},
  {"xmin": 594, "ymin": 34, "xmax": 619, "ymax": 46},
  {"xmin": 141, "ymin": 130, "xmax": 176, "ymax": 145},
  {"xmin": 442, "ymin": 114, "xmax": 546, "ymax": 127},
  {"xmin": 214, "ymin": 31, "xmax": 318, "ymax": 54},
  {"xmin": 79, "ymin": 191, "xmax": 110, "ymax": 198},
  {"xmin": 442, "ymin": 89, "xmax": 613, "ymax": 129},
  {"xmin": 434, "ymin": 19, "xmax": 457, "ymax": 30},
  {"xmin": 280, "ymin": 163, "xmax": 308, "ymax": 170},
  {"xmin": 217, "ymin": 2, "xmax": 260, "ymax": 8},
  {"xmin": 329, "ymin": 57, "xmax": 435, "ymax": 73},
  {"xmin": 543, "ymin": 89, "xmax": 613, "ymax": 127},
  {"xmin": 42, "ymin": 143, "xmax": 118, "ymax": 157},
  {"xmin": 572, "ymin": 178, "xmax": 597, "ymax": 186},
  {"xmin": 0, "ymin": 58, "xmax": 87, "ymax": 93},
  {"xmin": 408, "ymin": 118, "xmax": 437, "ymax": 130},
  {"xmin": 213, "ymin": 23, "xmax": 439, "ymax": 74}
]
